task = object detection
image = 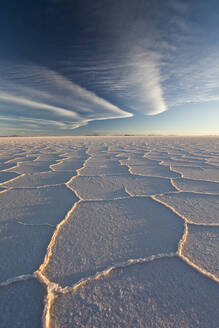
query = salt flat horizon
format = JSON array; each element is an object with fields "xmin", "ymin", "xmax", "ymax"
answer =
[
  {"xmin": 1, "ymin": 134, "xmax": 219, "ymax": 138},
  {"xmin": 0, "ymin": 136, "xmax": 218, "ymax": 327}
]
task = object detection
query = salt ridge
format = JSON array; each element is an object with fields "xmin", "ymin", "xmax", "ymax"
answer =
[{"xmin": 0, "ymin": 139, "xmax": 218, "ymax": 328}]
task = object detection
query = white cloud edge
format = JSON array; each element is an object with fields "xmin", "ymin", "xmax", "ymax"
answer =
[{"xmin": 0, "ymin": 65, "xmax": 133, "ymax": 131}]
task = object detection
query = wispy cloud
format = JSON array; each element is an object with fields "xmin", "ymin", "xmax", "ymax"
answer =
[
  {"xmin": 0, "ymin": 92, "xmax": 79, "ymax": 119},
  {"xmin": 1, "ymin": 0, "xmax": 219, "ymax": 135},
  {"xmin": 124, "ymin": 51, "xmax": 167, "ymax": 115},
  {"xmin": 0, "ymin": 0, "xmax": 191, "ymax": 134},
  {"xmin": 0, "ymin": 64, "xmax": 132, "ymax": 131},
  {"xmin": 55, "ymin": 1, "xmax": 170, "ymax": 117},
  {"xmin": 163, "ymin": 43, "xmax": 219, "ymax": 108}
]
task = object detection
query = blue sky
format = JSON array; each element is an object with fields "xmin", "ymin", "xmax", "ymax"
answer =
[{"xmin": 0, "ymin": 0, "xmax": 219, "ymax": 135}]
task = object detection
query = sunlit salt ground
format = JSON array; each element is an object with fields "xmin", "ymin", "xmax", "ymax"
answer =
[{"xmin": 0, "ymin": 136, "xmax": 218, "ymax": 328}]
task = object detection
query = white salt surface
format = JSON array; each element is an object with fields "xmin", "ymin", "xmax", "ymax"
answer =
[
  {"xmin": 120, "ymin": 157, "xmax": 159, "ymax": 166},
  {"xmin": 42, "ymin": 197, "xmax": 183, "ymax": 286},
  {"xmin": 172, "ymin": 177, "xmax": 219, "ymax": 194},
  {"xmin": 69, "ymin": 175, "xmax": 129, "ymax": 199},
  {"xmin": 5, "ymin": 160, "xmax": 57, "ymax": 174},
  {"xmin": 51, "ymin": 258, "xmax": 219, "ymax": 328},
  {"xmin": 0, "ymin": 136, "xmax": 218, "ymax": 327},
  {"xmin": 156, "ymin": 192, "xmax": 219, "ymax": 224},
  {"xmin": 128, "ymin": 163, "xmax": 182, "ymax": 178},
  {"xmin": 79, "ymin": 161, "xmax": 130, "ymax": 176},
  {"xmin": 69, "ymin": 174, "xmax": 176, "ymax": 199},
  {"xmin": 172, "ymin": 165, "xmax": 219, "ymax": 182},
  {"xmin": 2, "ymin": 171, "xmax": 74, "ymax": 188},
  {"xmin": 0, "ymin": 185, "xmax": 77, "ymax": 225},
  {"xmin": 182, "ymin": 225, "xmax": 219, "ymax": 278},
  {"xmin": 51, "ymin": 157, "xmax": 87, "ymax": 172}
]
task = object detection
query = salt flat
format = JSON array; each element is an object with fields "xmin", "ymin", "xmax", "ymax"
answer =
[
  {"xmin": 182, "ymin": 225, "xmax": 219, "ymax": 278},
  {"xmin": 51, "ymin": 258, "xmax": 219, "ymax": 328},
  {"xmin": 42, "ymin": 197, "xmax": 183, "ymax": 287},
  {"xmin": 0, "ymin": 136, "xmax": 218, "ymax": 328},
  {"xmin": 155, "ymin": 192, "xmax": 219, "ymax": 224},
  {"xmin": 171, "ymin": 177, "xmax": 219, "ymax": 194},
  {"xmin": 0, "ymin": 279, "xmax": 45, "ymax": 328},
  {"xmin": 1, "ymin": 171, "xmax": 75, "ymax": 188},
  {"xmin": 171, "ymin": 165, "xmax": 219, "ymax": 182},
  {"xmin": 69, "ymin": 175, "xmax": 176, "ymax": 200}
]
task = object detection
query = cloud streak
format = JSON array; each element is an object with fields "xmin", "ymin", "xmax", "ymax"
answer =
[
  {"xmin": 125, "ymin": 51, "xmax": 167, "ymax": 115},
  {"xmin": 1, "ymin": 0, "xmax": 219, "ymax": 134},
  {"xmin": 0, "ymin": 92, "xmax": 79, "ymax": 119},
  {"xmin": 0, "ymin": 64, "xmax": 132, "ymax": 131}
]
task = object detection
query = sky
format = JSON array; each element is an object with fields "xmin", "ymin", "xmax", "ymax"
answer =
[{"xmin": 0, "ymin": 0, "xmax": 219, "ymax": 136}]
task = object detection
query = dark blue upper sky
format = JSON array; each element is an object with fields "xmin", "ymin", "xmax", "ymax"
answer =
[{"xmin": 0, "ymin": 0, "xmax": 219, "ymax": 135}]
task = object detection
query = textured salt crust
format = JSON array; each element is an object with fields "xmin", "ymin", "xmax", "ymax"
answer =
[
  {"xmin": 78, "ymin": 163, "xmax": 130, "ymax": 176},
  {"xmin": 182, "ymin": 225, "xmax": 219, "ymax": 278},
  {"xmin": 0, "ymin": 186, "xmax": 77, "ymax": 225},
  {"xmin": 4, "ymin": 161, "xmax": 57, "ymax": 174},
  {"xmin": 160, "ymin": 158, "xmax": 210, "ymax": 167},
  {"xmin": 128, "ymin": 163, "xmax": 182, "ymax": 178},
  {"xmin": 69, "ymin": 175, "xmax": 129, "ymax": 199},
  {"xmin": 0, "ymin": 185, "xmax": 78, "ymax": 283},
  {"xmin": 171, "ymin": 177, "xmax": 219, "ymax": 194},
  {"xmin": 1, "ymin": 171, "xmax": 75, "ymax": 188},
  {"xmin": 69, "ymin": 175, "xmax": 176, "ymax": 200},
  {"xmin": 120, "ymin": 157, "xmax": 159, "ymax": 166},
  {"xmin": 171, "ymin": 165, "xmax": 219, "ymax": 182},
  {"xmin": 0, "ymin": 162, "xmax": 18, "ymax": 171},
  {"xmin": 4, "ymin": 156, "xmax": 38, "ymax": 164},
  {"xmin": 0, "ymin": 221, "xmax": 54, "ymax": 282},
  {"xmin": 155, "ymin": 192, "xmax": 219, "ymax": 225},
  {"xmin": 0, "ymin": 279, "xmax": 45, "ymax": 328},
  {"xmin": 42, "ymin": 197, "xmax": 184, "ymax": 287},
  {"xmin": 0, "ymin": 136, "xmax": 218, "ymax": 328},
  {"xmin": 51, "ymin": 158, "xmax": 87, "ymax": 172},
  {"xmin": 51, "ymin": 257, "xmax": 219, "ymax": 328}
]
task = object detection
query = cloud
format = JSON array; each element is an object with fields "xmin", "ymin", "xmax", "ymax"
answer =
[
  {"xmin": 125, "ymin": 51, "xmax": 167, "ymax": 115},
  {"xmin": 168, "ymin": 0, "xmax": 189, "ymax": 15},
  {"xmin": 1, "ymin": 1, "xmax": 184, "ymax": 134},
  {"xmin": 0, "ymin": 92, "xmax": 79, "ymax": 119},
  {"xmin": 1, "ymin": 0, "xmax": 219, "ymax": 135},
  {"xmin": 0, "ymin": 64, "xmax": 132, "ymax": 131},
  {"xmin": 0, "ymin": 115, "xmax": 67, "ymax": 129},
  {"xmin": 80, "ymin": 50, "xmax": 167, "ymax": 116},
  {"xmin": 163, "ymin": 45, "xmax": 219, "ymax": 108},
  {"xmin": 42, "ymin": 0, "xmax": 171, "ymax": 118}
]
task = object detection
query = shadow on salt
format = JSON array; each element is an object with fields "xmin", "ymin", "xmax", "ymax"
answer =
[
  {"xmin": 0, "ymin": 279, "xmax": 45, "ymax": 328},
  {"xmin": 0, "ymin": 221, "xmax": 54, "ymax": 281},
  {"xmin": 0, "ymin": 185, "xmax": 77, "ymax": 281},
  {"xmin": 2, "ymin": 171, "xmax": 74, "ymax": 188},
  {"xmin": 0, "ymin": 172, "xmax": 20, "ymax": 184}
]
